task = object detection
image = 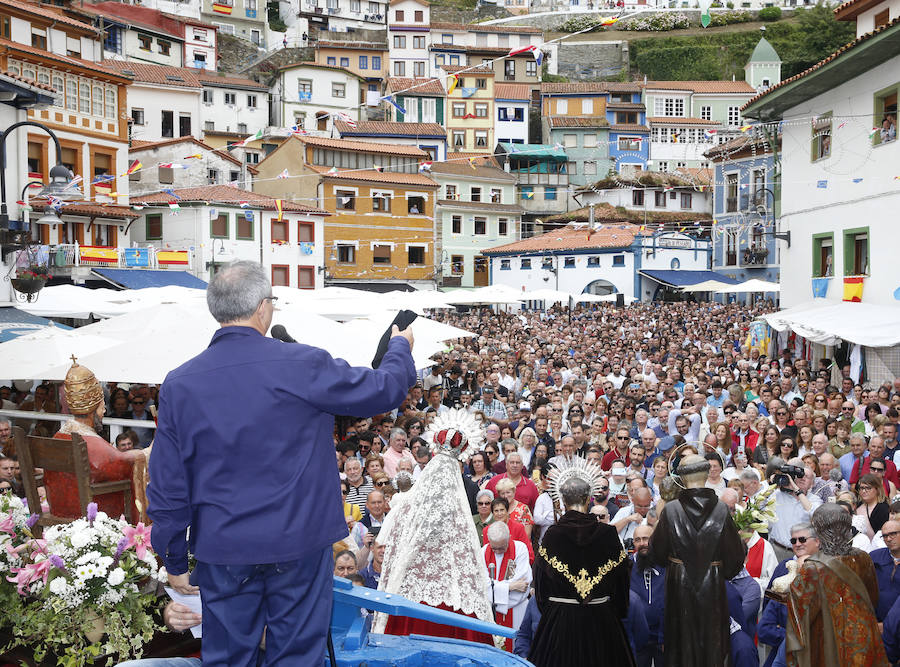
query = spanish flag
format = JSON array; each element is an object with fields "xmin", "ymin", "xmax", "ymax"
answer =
[
  {"xmin": 843, "ymin": 277, "xmax": 864, "ymax": 302},
  {"xmin": 124, "ymin": 160, "xmax": 142, "ymax": 176},
  {"xmin": 212, "ymin": 2, "xmax": 232, "ymax": 13},
  {"xmin": 157, "ymin": 250, "xmax": 189, "ymax": 265}
]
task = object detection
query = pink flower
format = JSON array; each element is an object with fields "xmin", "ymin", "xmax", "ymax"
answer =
[
  {"xmin": 0, "ymin": 514, "xmax": 15, "ymax": 535},
  {"xmin": 6, "ymin": 559, "xmax": 52, "ymax": 595},
  {"xmin": 122, "ymin": 523, "xmax": 152, "ymax": 560}
]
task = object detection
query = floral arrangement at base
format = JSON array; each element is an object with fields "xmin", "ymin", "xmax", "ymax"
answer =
[
  {"xmin": 732, "ymin": 484, "xmax": 778, "ymax": 534},
  {"xmin": 1, "ymin": 497, "xmax": 162, "ymax": 666}
]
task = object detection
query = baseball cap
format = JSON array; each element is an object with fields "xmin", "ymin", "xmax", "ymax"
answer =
[{"xmin": 518, "ymin": 401, "xmax": 531, "ymax": 411}]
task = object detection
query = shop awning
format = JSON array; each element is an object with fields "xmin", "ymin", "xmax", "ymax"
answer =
[
  {"xmin": 0, "ymin": 307, "xmax": 71, "ymax": 342},
  {"xmin": 93, "ymin": 269, "xmax": 208, "ymax": 289},
  {"xmin": 639, "ymin": 270, "xmax": 740, "ymax": 288}
]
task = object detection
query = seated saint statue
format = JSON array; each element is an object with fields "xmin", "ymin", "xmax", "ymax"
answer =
[{"xmin": 44, "ymin": 359, "xmax": 145, "ymax": 523}]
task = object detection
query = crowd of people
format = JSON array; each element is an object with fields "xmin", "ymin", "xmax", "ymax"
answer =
[
  {"xmin": 4, "ymin": 292, "xmax": 900, "ymax": 665},
  {"xmin": 329, "ymin": 301, "xmax": 900, "ymax": 665}
]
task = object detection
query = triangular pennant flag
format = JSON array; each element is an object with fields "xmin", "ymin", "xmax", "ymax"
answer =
[
  {"xmin": 169, "ymin": 201, "xmax": 180, "ymax": 211},
  {"xmin": 234, "ymin": 129, "xmax": 263, "ymax": 148},
  {"xmin": 599, "ymin": 16, "xmax": 619, "ymax": 26},
  {"xmin": 184, "ymin": 153, "xmax": 203, "ymax": 160},
  {"xmin": 335, "ymin": 112, "xmax": 357, "ymax": 128},
  {"xmin": 447, "ymin": 74, "xmax": 459, "ymax": 95},
  {"xmin": 468, "ymin": 157, "xmax": 478, "ymax": 170},
  {"xmin": 278, "ymin": 168, "xmax": 290, "ymax": 179},
  {"xmin": 240, "ymin": 201, "xmax": 250, "ymax": 208},
  {"xmin": 373, "ymin": 165, "xmax": 384, "ymax": 173},
  {"xmin": 327, "ymin": 167, "xmax": 338, "ymax": 175},
  {"xmin": 124, "ymin": 160, "xmax": 142, "ymax": 176},
  {"xmin": 418, "ymin": 161, "xmax": 432, "ymax": 172},
  {"xmin": 385, "ymin": 97, "xmax": 407, "ymax": 115},
  {"xmin": 508, "ymin": 45, "xmax": 537, "ymax": 57},
  {"xmin": 274, "ymin": 199, "xmax": 284, "ymax": 221}
]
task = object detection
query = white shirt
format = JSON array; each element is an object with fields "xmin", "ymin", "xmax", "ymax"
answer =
[
  {"xmin": 484, "ymin": 539, "xmax": 532, "ymax": 630},
  {"xmin": 532, "ymin": 492, "xmax": 558, "ymax": 544},
  {"xmin": 768, "ymin": 489, "xmax": 819, "ymax": 547},
  {"xmin": 612, "ymin": 503, "xmax": 646, "ymax": 543},
  {"xmin": 606, "ymin": 373, "xmax": 626, "ymax": 390}
]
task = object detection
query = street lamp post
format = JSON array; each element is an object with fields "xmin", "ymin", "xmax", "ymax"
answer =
[{"xmin": 0, "ymin": 120, "xmax": 77, "ymax": 235}]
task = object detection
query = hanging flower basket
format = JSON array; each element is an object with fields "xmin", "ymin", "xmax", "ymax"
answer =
[{"xmin": 11, "ymin": 276, "xmax": 47, "ymax": 294}]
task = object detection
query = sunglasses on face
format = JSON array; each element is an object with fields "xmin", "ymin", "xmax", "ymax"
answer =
[
  {"xmin": 790, "ymin": 536, "xmax": 809, "ymax": 545},
  {"xmin": 871, "ymin": 467, "xmax": 885, "ymax": 472},
  {"xmin": 375, "ymin": 481, "xmax": 390, "ymax": 487}
]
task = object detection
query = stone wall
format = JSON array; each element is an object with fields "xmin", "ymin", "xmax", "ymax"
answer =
[{"xmin": 556, "ymin": 40, "xmax": 628, "ymax": 80}]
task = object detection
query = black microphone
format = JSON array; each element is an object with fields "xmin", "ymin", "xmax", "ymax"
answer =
[{"xmin": 271, "ymin": 324, "xmax": 297, "ymax": 344}]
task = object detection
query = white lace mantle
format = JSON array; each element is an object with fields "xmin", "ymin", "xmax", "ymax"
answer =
[
  {"xmin": 57, "ymin": 420, "xmax": 99, "ymax": 438},
  {"xmin": 373, "ymin": 453, "xmax": 493, "ymax": 631}
]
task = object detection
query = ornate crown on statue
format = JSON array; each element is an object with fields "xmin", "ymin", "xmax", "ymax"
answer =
[
  {"xmin": 426, "ymin": 409, "xmax": 485, "ymax": 463},
  {"xmin": 547, "ymin": 457, "xmax": 606, "ymax": 505}
]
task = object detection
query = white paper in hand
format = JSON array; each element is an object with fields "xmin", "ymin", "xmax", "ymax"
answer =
[{"xmin": 165, "ymin": 586, "xmax": 203, "ymax": 638}]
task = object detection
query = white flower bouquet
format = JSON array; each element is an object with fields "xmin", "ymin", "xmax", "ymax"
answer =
[
  {"xmin": 2, "ymin": 500, "xmax": 162, "ymax": 665},
  {"xmin": 732, "ymin": 484, "xmax": 778, "ymax": 534}
]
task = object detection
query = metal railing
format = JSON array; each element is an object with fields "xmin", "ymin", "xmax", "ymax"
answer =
[
  {"xmin": 17, "ymin": 245, "xmax": 190, "ymax": 271},
  {"xmin": 0, "ymin": 409, "xmax": 156, "ymax": 443}
]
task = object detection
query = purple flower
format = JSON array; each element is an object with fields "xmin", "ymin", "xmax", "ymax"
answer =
[
  {"xmin": 49, "ymin": 554, "xmax": 66, "ymax": 571},
  {"xmin": 25, "ymin": 514, "xmax": 39, "ymax": 529},
  {"xmin": 86, "ymin": 502, "xmax": 98, "ymax": 525},
  {"xmin": 20, "ymin": 497, "xmax": 27, "ymax": 510},
  {"xmin": 112, "ymin": 536, "xmax": 128, "ymax": 566}
]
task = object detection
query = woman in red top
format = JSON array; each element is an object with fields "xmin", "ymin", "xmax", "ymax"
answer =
[{"xmin": 483, "ymin": 497, "xmax": 534, "ymax": 564}]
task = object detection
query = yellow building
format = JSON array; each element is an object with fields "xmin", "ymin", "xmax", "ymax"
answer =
[
  {"xmin": 252, "ymin": 135, "xmax": 439, "ymax": 288},
  {"xmin": 443, "ymin": 65, "xmax": 495, "ymax": 153},
  {"xmin": 540, "ymin": 82, "xmax": 608, "ymax": 119}
]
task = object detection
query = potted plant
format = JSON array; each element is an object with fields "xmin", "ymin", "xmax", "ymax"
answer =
[
  {"xmin": 11, "ymin": 264, "xmax": 52, "ymax": 295},
  {"xmin": 1, "ymin": 500, "xmax": 162, "ymax": 665}
]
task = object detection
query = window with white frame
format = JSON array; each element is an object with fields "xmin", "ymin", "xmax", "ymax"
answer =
[
  {"xmin": 474, "ymin": 217, "xmax": 486, "ymax": 235},
  {"xmin": 372, "ymin": 190, "xmax": 392, "ymax": 212},
  {"xmin": 581, "ymin": 99, "xmax": 592, "ymax": 114},
  {"xmin": 498, "ymin": 218, "xmax": 508, "ymax": 235},
  {"xmin": 474, "ymin": 131, "xmax": 488, "ymax": 148},
  {"xmin": 332, "ymin": 82, "xmax": 346, "ymax": 98},
  {"xmin": 203, "ymin": 89, "xmax": 213, "ymax": 104},
  {"xmin": 452, "ymin": 130, "xmax": 464, "ymax": 147},
  {"xmin": 526, "ymin": 60, "xmax": 536, "ymax": 77},
  {"xmin": 583, "ymin": 134, "xmax": 597, "ymax": 148},
  {"xmin": 653, "ymin": 97, "xmax": 684, "ymax": 117},
  {"xmin": 451, "ymin": 215, "xmax": 462, "ymax": 233},
  {"xmin": 700, "ymin": 106, "xmax": 711, "ymax": 120},
  {"xmin": 407, "ymin": 244, "xmax": 426, "ymax": 265},
  {"xmin": 445, "ymin": 184, "xmax": 458, "ymax": 200},
  {"xmin": 728, "ymin": 106, "xmax": 741, "ymax": 127},
  {"xmin": 584, "ymin": 160, "xmax": 597, "ymax": 175},
  {"xmin": 556, "ymin": 99, "xmax": 568, "ymax": 114}
]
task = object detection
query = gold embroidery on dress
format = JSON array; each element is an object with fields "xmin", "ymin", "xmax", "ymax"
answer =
[{"xmin": 538, "ymin": 546, "xmax": 627, "ymax": 600}]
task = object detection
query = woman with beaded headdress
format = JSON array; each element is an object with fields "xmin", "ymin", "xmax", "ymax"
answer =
[
  {"xmin": 528, "ymin": 457, "xmax": 635, "ymax": 667},
  {"xmin": 373, "ymin": 408, "xmax": 494, "ymax": 644}
]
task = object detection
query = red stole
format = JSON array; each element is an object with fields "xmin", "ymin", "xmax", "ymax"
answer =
[
  {"xmin": 746, "ymin": 538, "xmax": 765, "ymax": 579},
  {"xmin": 485, "ymin": 540, "xmax": 517, "ymax": 651}
]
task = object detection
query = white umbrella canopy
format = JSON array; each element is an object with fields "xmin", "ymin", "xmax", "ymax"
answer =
[
  {"xmin": 18, "ymin": 284, "xmax": 126, "ymax": 319},
  {"xmin": 679, "ymin": 280, "xmax": 736, "ymax": 293},
  {"xmin": 0, "ymin": 328, "xmax": 122, "ymax": 381},
  {"xmin": 716, "ymin": 279, "xmax": 781, "ymax": 293},
  {"xmin": 440, "ymin": 287, "xmax": 526, "ymax": 306},
  {"xmin": 592, "ymin": 293, "xmax": 637, "ymax": 304}
]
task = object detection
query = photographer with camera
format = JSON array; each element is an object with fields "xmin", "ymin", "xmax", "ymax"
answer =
[{"xmin": 765, "ymin": 453, "xmax": 821, "ymax": 561}]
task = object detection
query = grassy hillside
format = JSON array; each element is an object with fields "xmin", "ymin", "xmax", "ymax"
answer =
[{"xmin": 629, "ymin": 6, "xmax": 855, "ymax": 80}]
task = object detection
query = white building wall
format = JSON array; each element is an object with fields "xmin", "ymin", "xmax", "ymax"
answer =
[
  {"xmin": 130, "ymin": 205, "xmax": 325, "ymax": 287},
  {"xmin": 495, "ymin": 101, "xmax": 529, "ymax": 144},
  {"xmin": 777, "ymin": 56, "xmax": 900, "ymax": 308},
  {"xmin": 855, "ymin": 0, "xmax": 900, "ymax": 37},
  {"xmin": 130, "ymin": 0, "xmax": 202, "ymax": 20},
  {"xmin": 1, "ymin": 103, "xmax": 29, "ymax": 304},
  {"xmin": 128, "ymin": 146, "xmax": 248, "ymax": 194},
  {"xmin": 280, "ymin": 66, "xmax": 361, "ymax": 131},
  {"xmin": 582, "ymin": 186, "xmax": 712, "ymax": 215},
  {"xmin": 123, "ymin": 30, "xmax": 184, "ymax": 67},
  {"xmin": 128, "ymin": 84, "xmax": 203, "ymax": 142},
  {"xmin": 184, "ymin": 24, "xmax": 218, "ymax": 70},
  {"xmin": 490, "ymin": 251, "xmax": 637, "ymax": 299},
  {"xmin": 200, "ymin": 86, "xmax": 269, "ymax": 134}
]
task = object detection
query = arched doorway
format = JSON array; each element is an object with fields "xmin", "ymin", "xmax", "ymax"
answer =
[{"xmin": 583, "ymin": 279, "xmax": 617, "ymax": 296}]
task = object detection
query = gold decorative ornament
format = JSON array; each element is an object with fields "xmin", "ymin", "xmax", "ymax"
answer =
[
  {"xmin": 64, "ymin": 355, "xmax": 104, "ymax": 416},
  {"xmin": 538, "ymin": 546, "xmax": 627, "ymax": 600}
]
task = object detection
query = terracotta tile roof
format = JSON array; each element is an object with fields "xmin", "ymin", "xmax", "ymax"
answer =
[
  {"xmin": 309, "ymin": 165, "xmax": 438, "ymax": 186},
  {"xmin": 429, "ymin": 161, "xmax": 515, "ymax": 180},
  {"xmin": 703, "ymin": 132, "xmax": 779, "ymax": 160},
  {"xmin": 390, "ymin": 0, "xmax": 428, "ymax": 5},
  {"xmin": 132, "ymin": 185, "xmax": 327, "ymax": 213},
  {"xmin": 483, "ymin": 225, "xmax": 637, "ymax": 254},
  {"xmin": 386, "ymin": 77, "xmax": 445, "ymax": 96},
  {"xmin": 429, "ymin": 21, "xmax": 541, "ymax": 34},
  {"xmin": 0, "ymin": 69, "xmax": 56, "ymax": 93},
  {"xmin": 275, "ymin": 61, "xmax": 363, "ymax": 79},
  {"xmin": 743, "ymin": 17, "xmax": 900, "ymax": 113},
  {"xmin": 832, "ymin": 0, "xmax": 879, "ymax": 20},
  {"xmin": 441, "ymin": 65, "xmax": 494, "ymax": 75},
  {"xmin": 673, "ymin": 167, "xmax": 713, "ymax": 186},
  {"xmin": 645, "ymin": 80, "xmax": 755, "ymax": 94},
  {"xmin": 543, "ymin": 203, "xmax": 711, "ymax": 225},
  {"xmin": 548, "ymin": 116, "xmax": 609, "ymax": 128},
  {"xmin": 55, "ymin": 202, "xmax": 138, "ymax": 219},
  {"xmin": 610, "ymin": 124, "xmax": 649, "ymax": 132},
  {"xmin": 298, "ymin": 135, "xmax": 427, "ymax": 157},
  {"xmin": 335, "ymin": 120, "xmax": 447, "ymax": 136},
  {"xmin": 437, "ymin": 199, "xmax": 523, "ymax": 213},
  {"xmin": 128, "ymin": 136, "xmax": 242, "ymax": 166},
  {"xmin": 580, "ymin": 171, "xmax": 704, "ymax": 191},
  {"xmin": 604, "ymin": 82, "xmax": 644, "ymax": 93},
  {"xmin": 0, "ymin": 0, "xmax": 100, "ymax": 33},
  {"xmin": 203, "ymin": 129, "xmax": 250, "ymax": 139},
  {"xmin": 77, "ymin": 2, "xmax": 182, "ymax": 38},
  {"xmin": 606, "ymin": 102, "xmax": 644, "ymax": 111},
  {"xmin": 494, "ymin": 83, "xmax": 531, "ymax": 100},
  {"xmin": 647, "ymin": 116, "xmax": 721, "ymax": 125},
  {"xmin": 1, "ymin": 40, "xmax": 129, "ymax": 80},
  {"xmin": 100, "ymin": 60, "xmax": 201, "ymax": 87},
  {"xmin": 194, "ymin": 70, "xmax": 268, "ymax": 90},
  {"xmin": 446, "ymin": 152, "xmax": 497, "ymax": 165},
  {"xmin": 541, "ymin": 82, "xmax": 606, "ymax": 94}
]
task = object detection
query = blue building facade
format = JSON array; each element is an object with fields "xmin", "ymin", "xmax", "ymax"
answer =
[
  {"xmin": 706, "ymin": 135, "xmax": 780, "ymax": 302},
  {"xmin": 604, "ymin": 84, "xmax": 650, "ymax": 174}
]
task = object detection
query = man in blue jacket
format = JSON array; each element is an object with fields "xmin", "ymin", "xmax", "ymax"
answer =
[
  {"xmin": 870, "ymin": 520, "xmax": 900, "ymax": 622},
  {"xmin": 148, "ymin": 261, "xmax": 417, "ymax": 667},
  {"xmin": 630, "ymin": 524, "xmax": 665, "ymax": 667}
]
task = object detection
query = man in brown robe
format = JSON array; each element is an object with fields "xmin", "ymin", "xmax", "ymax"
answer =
[
  {"xmin": 649, "ymin": 453, "xmax": 745, "ymax": 667},
  {"xmin": 786, "ymin": 503, "xmax": 889, "ymax": 667}
]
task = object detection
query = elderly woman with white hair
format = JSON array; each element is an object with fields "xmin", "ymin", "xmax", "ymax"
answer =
[{"xmin": 473, "ymin": 489, "xmax": 494, "ymax": 545}]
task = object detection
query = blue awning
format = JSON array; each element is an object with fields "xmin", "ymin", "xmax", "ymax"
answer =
[
  {"xmin": 93, "ymin": 269, "xmax": 208, "ymax": 289},
  {"xmin": 639, "ymin": 270, "xmax": 740, "ymax": 287},
  {"xmin": 0, "ymin": 307, "xmax": 71, "ymax": 342}
]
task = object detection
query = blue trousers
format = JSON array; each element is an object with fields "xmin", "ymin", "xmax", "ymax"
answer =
[{"xmin": 194, "ymin": 547, "xmax": 333, "ymax": 667}]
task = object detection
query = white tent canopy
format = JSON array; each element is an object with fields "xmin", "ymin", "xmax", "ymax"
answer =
[
  {"xmin": 716, "ymin": 279, "xmax": 781, "ymax": 293},
  {"xmin": 521, "ymin": 289, "xmax": 574, "ymax": 305},
  {"xmin": 760, "ymin": 300, "xmax": 900, "ymax": 347},
  {"xmin": 679, "ymin": 280, "xmax": 735, "ymax": 293}
]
